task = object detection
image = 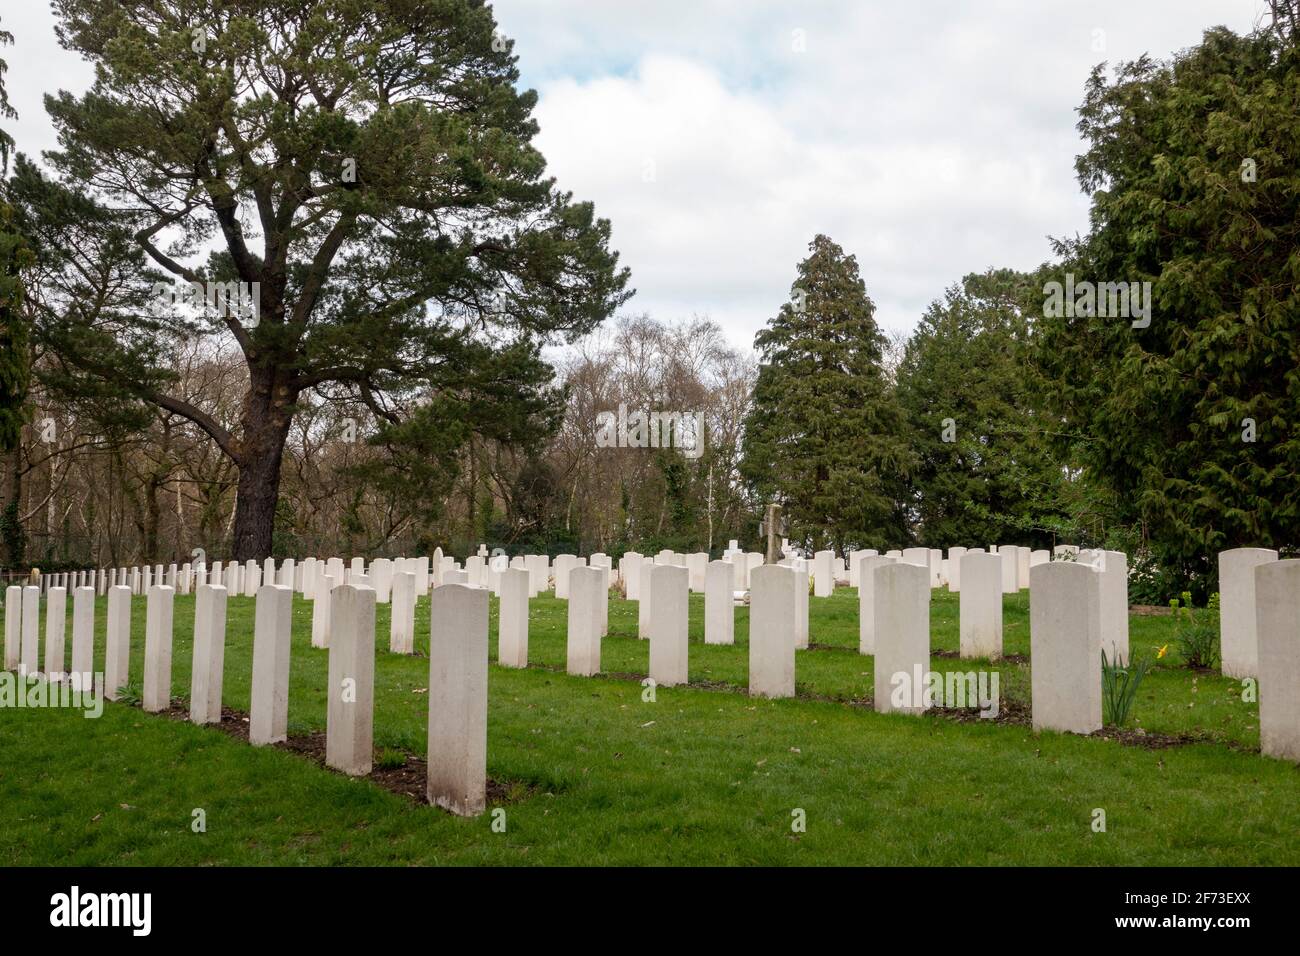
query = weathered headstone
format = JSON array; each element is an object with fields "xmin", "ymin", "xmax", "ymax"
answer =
[
  {"xmin": 326, "ymin": 584, "xmax": 376, "ymax": 776},
  {"xmin": 427, "ymin": 584, "xmax": 488, "ymax": 816},
  {"xmin": 389, "ymin": 571, "xmax": 416, "ymax": 654}
]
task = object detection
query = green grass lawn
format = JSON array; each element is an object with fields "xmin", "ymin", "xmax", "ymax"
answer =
[{"xmin": 1, "ymin": 587, "xmax": 1296, "ymax": 865}]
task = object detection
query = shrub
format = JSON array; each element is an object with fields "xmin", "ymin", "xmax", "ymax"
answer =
[{"xmin": 1170, "ymin": 591, "xmax": 1220, "ymax": 669}]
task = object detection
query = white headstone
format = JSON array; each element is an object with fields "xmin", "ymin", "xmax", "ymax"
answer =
[
  {"xmin": 567, "ymin": 566, "xmax": 603, "ymax": 677},
  {"xmin": 959, "ymin": 552, "xmax": 1002, "ymax": 659},
  {"xmin": 389, "ymin": 571, "xmax": 416, "ymax": 654},
  {"xmin": 250, "ymin": 584, "xmax": 294, "ymax": 745},
  {"xmin": 749, "ymin": 564, "xmax": 796, "ymax": 698},
  {"xmin": 1255, "ymin": 560, "xmax": 1300, "ymax": 762},
  {"xmin": 704, "ymin": 559, "xmax": 734, "ymax": 645},
  {"xmin": 873, "ymin": 563, "xmax": 929, "ymax": 715},
  {"xmin": 70, "ymin": 586, "xmax": 94, "ymax": 692},
  {"xmin": 191, "ymin": 584, "xmax": 228, "ymax": 725},
  {"xmin": 648, "ymin": 564, "xmax": 689, "ymax": 687},
  {"xmin": 1220, "ymin": 547, "xmax": 1278, "ymax": 679},
  {"xmin": 498, "ymin": 567, "xmax": 530, "ymax": 668},
  {"xmin": 45, "ymin": 586, "xmax": 67, "ymax": 682},
  {"xmin": 1029, "ymin": 562, "xmax": 1101, "ymax": 734},
  {"xmin": 19, "ymin": 585, "xmax": 40, "ymax": 676},
  {"xmin": 104, "ymin": 585, "xmax": 132, "ymax": 699},
  {"xmin": 142, "ymin": 584, "xmax": 175, "ymax": 712},
  {"xmin": 856, "ymin": 555, "xmax": 893, "ymax": 655},
  {"xmin": 326, "ymin": 584, "xmax": 376, "ymax": 776},
  {"xmin": 427, "ymin": 584, "xmax": 488, "ymax": 816}
]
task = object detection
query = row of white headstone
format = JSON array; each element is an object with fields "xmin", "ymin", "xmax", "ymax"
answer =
[{"xmin": 2, "ymin": 578, "xmax": 490, "ymax": 816}]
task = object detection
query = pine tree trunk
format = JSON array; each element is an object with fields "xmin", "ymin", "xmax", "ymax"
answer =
[{"xmin": 231, "ymin": 384, "xmax": 293, "ymax": 561}]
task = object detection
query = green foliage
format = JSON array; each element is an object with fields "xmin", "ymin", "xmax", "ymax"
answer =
[
  {"xmin": 1038, "ymin": 24, "xmax": 1300, "ymax": 586},
  {"xmin": 1170, "ymin": 591, "xmax": 1221, "ymax": 669},
  {"xmin": 0, "ymin": 496, "xmax": 23, "ymax": 566},
  {"xmin": 1102, "ymin": 648, "xmax": 1153, "ymax": 727},
  {"xmin": 0, "ymin": 198, "xmax": 32, "ymax": 453},
  {"xmin": 895, "ymin": 269, "xmax": 1082, "ymax": 548},
  {"xmin": 741, "ymin": 235, "xmax": 913, "ymax": 552},
  {"xmin": 26, "ymin": 0, "xmax": 631, "ymax": 558},
  {"xmin": 0, "ymin": 14, "xmax": 15, "ymax": 172}
]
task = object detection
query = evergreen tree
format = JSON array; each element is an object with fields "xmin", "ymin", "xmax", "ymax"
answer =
[
  {"xmin": 35, "ymin": 0, "xmax": 630, "ymax": 560},
  {"xmin": 740, "ymin": 235, "xmax": 912, "ymax": 552},
  {"xmin": 0, "ymin": 15, "xmax": 31, "ymax": 566},
  {"xmin": 1039, "ymin": 18, "xmax": 1300, "ymax": 584},
  {"xmin": 896, "ymin": 269, "xmax": 1081, "ymax": 548}
]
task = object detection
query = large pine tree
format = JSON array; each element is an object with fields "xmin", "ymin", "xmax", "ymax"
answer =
[
  {"xmin": 740, "ymin": 235, "xmax": 912, "ymax": 552},
  {"xmin": 29, "ymin": 0, "xmax": 630, "ymax": 560}
]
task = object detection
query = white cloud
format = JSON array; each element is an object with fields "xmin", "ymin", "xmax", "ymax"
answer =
[{"xmin": 2, "ymin": 0, "xmax": 1268, "ymax": 348}]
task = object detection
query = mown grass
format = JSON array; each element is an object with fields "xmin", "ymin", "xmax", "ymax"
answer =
[{"xmin": 0, "ymin": 586, "xmax": 1295, "ymax": 866}]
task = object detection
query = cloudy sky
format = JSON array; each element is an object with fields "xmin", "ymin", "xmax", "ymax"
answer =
[{"xmin": 2, "ymin": 0, "xmax": 1266, "ymax": 347}]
